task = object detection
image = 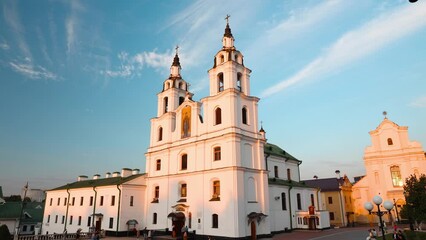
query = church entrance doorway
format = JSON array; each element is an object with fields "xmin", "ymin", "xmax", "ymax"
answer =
[{"xmin": 168, "ymin": 212, "xmax": 185, "ymax": 238}]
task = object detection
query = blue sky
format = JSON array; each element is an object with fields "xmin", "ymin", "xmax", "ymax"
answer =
[{"xmin": 1, "ymin": 0, "xmax": 425, "ymax": 196}]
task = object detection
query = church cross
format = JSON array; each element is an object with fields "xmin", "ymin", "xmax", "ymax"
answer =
[
  {"xmin": 383, "ymin": 111, "xmax": 387, "ymax": 119},
  {"xmin": 175, "ymin": 45, "xmax": 179, "ymax": 55},
  {"xmin": 225, "ymin": 14, "xmax": 230, "ymax": 24}
]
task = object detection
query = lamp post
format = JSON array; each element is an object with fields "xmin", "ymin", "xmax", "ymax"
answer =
[
  {"xmin": 364, "ymin": 196, "xmax": 394, "ymax": 240},
  {"xmin": 393, "ymin": 198, "xmax": 400, "ymax": 223}
]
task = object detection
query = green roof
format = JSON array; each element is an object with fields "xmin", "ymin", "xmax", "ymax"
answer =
[
  {"xmin": 268, "ymin": 178, "xmax": 314, "ymax": 189},
  {"xmin": 264, "ymin": 143, "xmax": 301, "ymax": 162},
  {"xmin": 0, "ymin": 202, "xmax": 44, "ymax": 223},
  {"xmin": 49, "ymin": 173, "xmax": 145, "ymax": 191}
]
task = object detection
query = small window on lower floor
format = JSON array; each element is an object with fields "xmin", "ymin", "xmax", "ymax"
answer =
[
  {"xmin": 153, "ymin": 213, "xmax": 158, "ymax": 224},
  {"xmin": 212, "ymin": 214, "xmax": 218, "ymax": 228},
  {"xmin": 329, "ymin": 212, "xmax": 335, "ymax": 220},
  {"xmin": 109, "ymin": 217, "xmax": 114, "ymax": 228}
]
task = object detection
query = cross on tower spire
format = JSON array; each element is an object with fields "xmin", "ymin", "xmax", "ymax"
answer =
[{"xmin": 225, "ymin": 14, "xmax": 230, "ymax": 24}]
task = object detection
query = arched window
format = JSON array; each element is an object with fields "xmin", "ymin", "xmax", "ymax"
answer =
[
  {"xmin": 180, "ymin": 183, "xmax": 187, "ymax": 198},
  {"xmin": 387, "ymin": 138, "xmax": 393, "ymax": 145},
  {"xmin": 311, "ymin": 194, "xmax": 315, "ymax": 206},
  {"xmin": 158, "ymin": 127, "xmax": 163, "ymax": 141},
  {"xmin": 390, "ymin": 166, "xmax": 403, "ymax": 187},
  {"xmin": 163, "ymin": 97, "xmax": 168, "ymax": 113},
  {"xmin": 220, "ymin": 54, "xmax": 224, "ymax": 63},
  {"xmin": 237, "ymin": 73, "xmax": 242, "ymax": 92},
  {"xmin": 287, "ymin": 168, "xmax": 291, "ymax": 181},
  {"xmin": 297, "ymin": 193, "xmax": 302, "ymax": 210},
  {"xmin": 212, "ymin": 214, "xmax": 219, "ymax": 228},
  {"xmin": 156, "ymin": 159, "xmax": 161, "ymax": 171},
  {"xmin": 218, "ymin": 73, "xmax": 224, "ymax": 92},
  {"xmin": 179, "ymin": 96, "xmax": 185, "ymax": 105},
  {"xmin": 247, "ymin": 177, "xmax": 256, "ymax": 202},
  {"xmin": 179, "ymin": 82, "xmax": 183, "ymax": 89},
  {"xmin": 242, "ymin": 107, "xmax": 247, "ymax": 124},
  {"xmin": 154, "ymin": 186, "xmax": 159, "ymax": 199},
  {"xmin": 274, "ymin": 166, "xmax": 279, "ymax": 178},
  {"xmin": 281, "ymin": 192, "xmax": 287, "ymax": 210},
  {"xmin": 153, "ymin": 213, "xmax": 157, "ymax": 224},
  {"xmin": 212, "ymin": 180, "xmax": 220, "ymax": 199},
  {"xmin": 181, "ymin": 154, "xmax": 188, "ymax": 170},
  {"xmin": 215, "ymin": 107, "xmax": 222, "ymax": 125},
  {"xmin": 213, "ymin": 146, "xmax": 221, "ymax": 161}
]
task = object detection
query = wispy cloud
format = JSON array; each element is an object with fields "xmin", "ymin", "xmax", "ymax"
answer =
[
  {"xmin": 66, "ymin": 1, "xmax": 85, "ymax": 55},
  {"xmin": 0, "ymin": 42, "xmax": 10, "ymax": 50},
  {"xmin": 409, "ymin": 96, "xmax": 426, "ymax": 108},
  {"xmin": 9, "ymin": 60, "xmax": 59, "ymax": 80},
  {"xmin": 260, "ymin": 3, "xmax": 426, "ymax": 98},
  {"xmin": 3, "ymin": 0, "xmax": 32, "ymax": 59},
  {"xmin": 101, "ymin": 50, "xmax": 173, "ymax": 78}
]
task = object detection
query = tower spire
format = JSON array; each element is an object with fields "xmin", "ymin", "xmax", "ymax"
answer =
[
  {"xmin": 172, "ymin": 45, "xmax": 181, "ymax": 68},
  {"xmin": 170, "ymin": 45, "xmax": 181, "ymax": 77},
  {"xmin": 224, "ymin": 14, "xmax": 233, "ymax": 38}
]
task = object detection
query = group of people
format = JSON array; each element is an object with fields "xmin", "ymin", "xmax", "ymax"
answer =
[{"xmin": 367, "ymin": 226, "xmax": 406, "ymax": 240}]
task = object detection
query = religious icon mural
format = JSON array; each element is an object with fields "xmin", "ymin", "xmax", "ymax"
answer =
[{"xmin": 181, "ymin": 106, "xmax": 191, "ymax": 138}]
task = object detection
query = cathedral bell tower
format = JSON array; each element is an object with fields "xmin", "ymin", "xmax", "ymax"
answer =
[
  {"xmin": 208, "ymin": 15, "xmax": 251, "ymax": 97},
  {"xmin": 156, "ymin": 47, "xmax": 193, "ymax": 117}
]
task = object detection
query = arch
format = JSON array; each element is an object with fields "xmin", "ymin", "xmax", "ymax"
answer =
[
  {"xmin": 296, "ymin": 193, "xmax": 302, "ymax": 210},
  {"xmin": 237, "ymin": 72, "xmax": 242, "ymax": 92},
  {"xmin": 211, "ymin": 179, "xmax": 220, "ymax": 199},
  {"xmin": 215, "ymin": 107, "xmax": 222, "ymax": 125},
  {"xmin": 212, "ymin": 214, "xmax": 218, "ymax": 228},
  {"xmin": 158, "ymin": 127, "xmax": 163, "ymax": 141},
  {"xmin": 247, "ymin": 177, "xmax": 257, "ymax": 202},
  {"xmin": 387, "ymin": 138, "xmax": 393, "ymax": 145},
  {"xmin": 179, "ymin": 96, "xmax": 185, "ymax": 105},
  {"xmin": 156, "ymin": 159, "xmax": 161, "ymax": 171},
  {"xmin": 390, "ymin": 165, "xmax": 403, "ymax": 187},
  {"xmin": 220, "ymin": 54, "xmax": 224, "ymax": 63},
  {"xmin": 181, "ymin": 154, "xmax": 188, "ymax": 170},
  {"xmin": 178, "ymin": 82, "xmax": 183, "ymax": 89},
  {"xmin": 218, "ymin": 73, "xmax": 224, "ymax": 92},
  {"xmin": 153, "ymin": 185, "xmax": 160, "ymax": 201},
  {"xmin": 281, "ymin": 192, "xmax": 287, "ymax": 210},
  {"xmin": 242, "ymin": 107, "xmax": 248, "ymax": 125},
  {"xmin": 163, "ymin": 97, "xmax": 168, "ymax": 113}
]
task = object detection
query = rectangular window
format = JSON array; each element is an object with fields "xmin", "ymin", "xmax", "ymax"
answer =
[
  {"xmin": 181, "ymin": 184, "xmax": 187, "ymax": 198},
  {"xmin": 328, "ymin": 196, "xmax": 333, "ymax": 204},
  {"xmin": 111, "ymin": 195, "xmax": 116, "ymax": 206},
  {"xmin": 153, "ymin": 213, "xmax": 157, "ymax": 224},
  {"xmin": 181, "ymin": 154, "xmax": 188, "ymax": 170},
  {"xmin": 274, "ymin": 166, "xmax": 279, "ymax": 178},
  {"xmin": 214, "ymin": 147, "xmax": 221, "ymax": 161},
  {"xmin": 130, "ymin": 196, "xmax": 134, "ymax": 206},
  {"xmin": 297, "ymin": 193, "xmax": 302, "ymax": 210},
  {"xmin": 156, "ymin": 160, "xmax": 161, "ymax": 171},
  {"xmin": 64, "ymin": 198, "xmax": 67, "ymax": 206},
  {"xmin": 49, "ymin": 198, "xmax": 53, "ymax": 206},
  {"xmin": 109, "ymin": 217, "xmax": 114, "ymax": 228},
  {"xmin": 100, "ymin": 196, "xmax": 104, "ymax": 206},
  {"xmin": 90, "ymin": 196, "xmax": 94, "ymax": 206},
  {"xmin": 213, "ymin": 180, "xmax": 220, "ymax": 198},
  {"xmin": 62, "ymin": 216, "xmax": 65, "ymax": 224},
  {"xmin": 69, "ymin": 216, "xmax": 73, "ymax": 225},
  {"xmin": 287, "ymin": 168, "xmax": 291, "ymax": 181},
  {"xmin": 155, "ymin": 186, "xmax": 160, "ymax": 199},
  {"xmin": 72, "ymin": 197, "xmax": 75, "ymax": 206},
  {"xmin": 57, "ymin": 198, "xmax": 60, "ymax": 206},
  {"xmin": 80, "ymin": 197, "xmax": 84, "ymax": 206},
  {"xmin": 212, "ymin": 214, "xmax": 218, "ymax": 228},
  {"xmin": 47, "ymin": 215, "xmax": 50, "ymax": 223},
  {"xmin": 281, "ymin": 192, "xmax": 287, "ymax": 210},
  {"xmin": 87, "ymin": 217, "xmax": 91, "ymax": 227},
  {"xmin": 30, "ymin": 225, "xmax": 34, "ymax": 231},
  {"xmin": 311, "ymin": 194, "xmax": 315, "ymax": 206},
  {"xmin": 329, "ymin": 212, "xmax": 335, "ymax": 220},
  {"xmin": 78, "ymin": 216, "xmax": 82, "ymax": 226},
  {"xmin": 23, "ymin": 225, "xmax": 27, "ymax": 232},
  {"xmin": 55, "ymin": 215, "xmax": 58, "ymax": 223}
]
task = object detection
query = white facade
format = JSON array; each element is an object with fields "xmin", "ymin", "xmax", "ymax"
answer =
[
  {"xmin": 352, "ymin": 117, "xmax": 426, "ymax": 223},
  {"xmin": 42, "ymin": 169, "xmax": 146, "ymax": 235}
]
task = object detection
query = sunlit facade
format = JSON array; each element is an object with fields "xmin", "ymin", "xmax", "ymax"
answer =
[{"xmin": 352, "ymin": 117, "xmax": 426, "ymax": 223}]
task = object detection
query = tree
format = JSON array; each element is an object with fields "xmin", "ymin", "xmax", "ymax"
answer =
[
  {"xmin": 400, "ymin": 174, "xmax": 426, "ymax": 230},
  {"xmin": 4, "ymin": 195, "xmax": 22, "ymax": 202}
]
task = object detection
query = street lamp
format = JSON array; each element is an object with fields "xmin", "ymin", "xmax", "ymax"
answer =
[
  {"xmin": 393, "ymin": 198, "xmax": 400, "ymax": 223},
  {"xmin": 364, "ymin": 196, "xmax": 394, "ymax": 240}
]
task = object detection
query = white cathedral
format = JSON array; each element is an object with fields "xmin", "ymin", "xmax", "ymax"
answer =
[{"xmin": 42, "ymin": 20, "xmax": 330, "ymax": 239}]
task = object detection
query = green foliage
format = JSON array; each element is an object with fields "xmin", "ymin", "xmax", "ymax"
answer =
[
  {"xmin": 403, "ymin": 230, "xmax": 426, "ymax": 240},
  {"xmin": 399, "ymin": 174, "xmax": 426, "ymax": 223},
  {"xmin": 0, "ymin": 225, "xmax": 11, "ymax": 240}
]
